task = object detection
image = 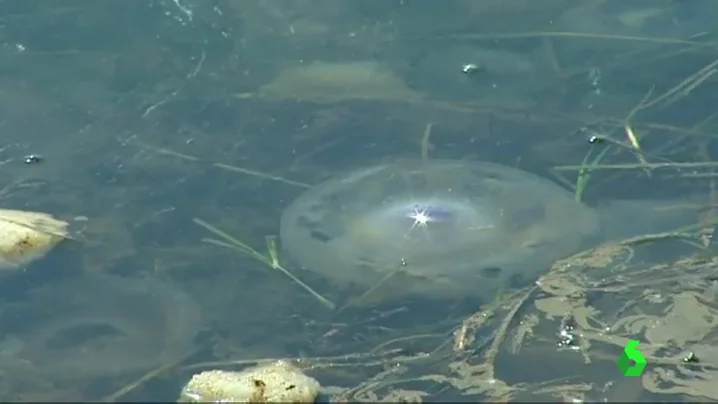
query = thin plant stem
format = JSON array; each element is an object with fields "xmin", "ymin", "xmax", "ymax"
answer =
[{"xmin": 193, "ymin": 218, "xmax": 335, "ymax": 310}]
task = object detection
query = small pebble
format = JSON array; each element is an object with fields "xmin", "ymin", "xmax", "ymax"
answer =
[
  {"xmin": 461, "ymin": 63, "xmax": 481, "ymax": 75},
  {"xmin": 24, "ymin": 154, "xmax": 42, "ymax": 164}
]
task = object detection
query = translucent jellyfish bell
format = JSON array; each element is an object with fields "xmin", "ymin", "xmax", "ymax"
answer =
[{"xmin": 279, "ymin": 159, "xmax": 601, "ymax": 302}]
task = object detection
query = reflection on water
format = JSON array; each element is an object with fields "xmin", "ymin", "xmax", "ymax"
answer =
[{"xmin": 0, "ymin": 0, "xmax": 717, "ymax": 401}]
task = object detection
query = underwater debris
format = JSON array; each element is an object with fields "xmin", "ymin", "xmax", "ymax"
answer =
[{"xmin": 257, "ymin": 61, "xmax": 420, "ymax": 102}]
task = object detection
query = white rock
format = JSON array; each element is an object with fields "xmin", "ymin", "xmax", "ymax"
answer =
[
  {"xmin": 179, "ymin": 360, "xmax": 320, "ymax": 403},
  {"xmin": 0, "ymin": 209, "xmax": 72, "ymax": 270}
]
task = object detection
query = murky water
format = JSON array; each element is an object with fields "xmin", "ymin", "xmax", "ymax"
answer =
[{"xmin": 0, "ymin": 0, "xmax": 717, "ymax": 401}]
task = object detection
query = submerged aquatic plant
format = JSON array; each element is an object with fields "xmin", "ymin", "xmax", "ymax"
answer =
[{"xmin": 192, "ymin": 218, "xmax": 335, "ymax": 310}]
